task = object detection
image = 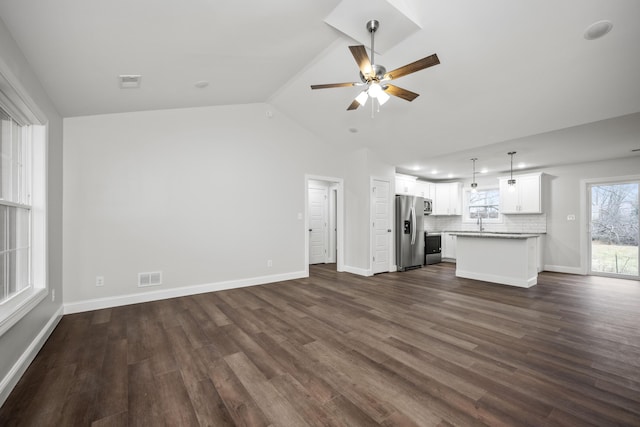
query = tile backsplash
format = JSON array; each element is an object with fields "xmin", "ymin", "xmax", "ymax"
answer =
[{"xmin": 424, "ymin": 214, "xmax": 547, "ymax": 234}]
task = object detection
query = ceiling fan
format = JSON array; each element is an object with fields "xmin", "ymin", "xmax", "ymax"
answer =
[{"xmin": 311, "ymin": 20, "xmax": 440, "ymax": 111}]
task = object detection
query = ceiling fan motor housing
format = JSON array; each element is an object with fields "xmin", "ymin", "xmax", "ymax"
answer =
[{"xmin": 360, "ymin": 64, "xmax": 387, "ymax": 83}]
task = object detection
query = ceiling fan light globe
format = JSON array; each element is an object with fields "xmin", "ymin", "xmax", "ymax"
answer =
[
  {"xmin": 377, "ymin": 90, "xmax": 390, "ymax": 105},
  {"xmin": 355, "ymin": 91, "xmax": 368, "ymax": 106},
  {"xmin": 368, "ymin": 83, "xmax": 383, "ymax": 98}
]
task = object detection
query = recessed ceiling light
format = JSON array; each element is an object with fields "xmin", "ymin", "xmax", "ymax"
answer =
[
  {"xmin": 584, "ymin": 20, "xmax": 613, "ymax": 40},
  {"xmin": 431, "ymin": 170, "xmax": 438, "ymax": 175},
  {"xmin": 447, "ymin": 173, "xmax": 453, "ymax": 178},
  {"xmin": 518, "ymin": 162, "xmax": 526, "ymax": 169},
  {"xmin": 411, "ymin": 166, "xmax": 420, "ymax": 171},
  {"xmin": 194, "ymin": 80, "xmax": 209, "ymax": 89},
  {"xmin": 480, "ymin": 168, "xmax": 488, "ymax": 174}
]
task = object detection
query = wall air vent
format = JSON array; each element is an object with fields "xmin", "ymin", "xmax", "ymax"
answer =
[
  {"xmin": 138, "ymin": 271, "xmax": 162, "ymax": 287},
  {"xmin": 118, "ymin": 74, "xmax": 142, "ymax": 89}
]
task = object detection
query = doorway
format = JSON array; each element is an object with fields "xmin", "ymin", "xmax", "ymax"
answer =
[
  {"xmin": 588, "ymin": 180, "xmax": 639, "ymax": 278},
  {"xmin": 305, "ymin": 175, "xmax": 344, "ymax": 274}
]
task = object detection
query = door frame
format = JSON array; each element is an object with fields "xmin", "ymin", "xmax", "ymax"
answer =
[
  {"xmin": 370, "ymin": 176, "xmax": 394, "ymax": 275},
  {"xmin": 580, "ymin": 174, "xmax": 640, "ymax": 277},
  {"xmin": 304, "ymin": 175, "xmax": 344, "ymax": 275}
]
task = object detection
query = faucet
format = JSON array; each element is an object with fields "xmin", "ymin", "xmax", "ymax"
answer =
[{"xmin": 477, "ymin": 217, "xmax": 485, "ymax": 232}]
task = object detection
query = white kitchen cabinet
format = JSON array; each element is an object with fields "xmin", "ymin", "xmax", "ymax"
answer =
[
  {"xmin": 499, "ymin": 173, "xmax": 542, "ymax": 214},
  {"xmin": 415, "ymin": 180, "xmax": 435, "ymax": 200},
  {"xmin": 441, "ymin": 232, "xmax": 457, "ymax": 260},
  {"xmin": 395, "ymin": 174, "xmax": 417, "ymax": 196},
  {"xmin": 434, "ymin": 182, "xmax": 462, "ymax": 215}
]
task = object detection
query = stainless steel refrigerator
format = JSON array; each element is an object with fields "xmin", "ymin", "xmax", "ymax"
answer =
[{"xmin": 395, "ymin": 195, "xmax": 425, "ymax": 271}]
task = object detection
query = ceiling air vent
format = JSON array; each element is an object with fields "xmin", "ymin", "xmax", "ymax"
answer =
[
  {"xmin": 138, "ymin": 271, "xmax": 162, "ymax": 287},
  {"xmin": 118, "ymin": 74, "xmax": 142, "ymax": 89}
]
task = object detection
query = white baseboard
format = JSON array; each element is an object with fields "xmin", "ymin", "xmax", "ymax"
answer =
[
  {"xmin": 0, "ymin": 305, "xmax": 63, "ymax": 407},
  {"xmin": 343, "ymin": 265, "xmax": 372, "ymax": 277},
  {"xmin": 64, "ymin": 270, "xmax": 307, "ymax": 314},
  {"xmin": 543, "ymin": 265, "xmax": 585, "ymax": 275}
]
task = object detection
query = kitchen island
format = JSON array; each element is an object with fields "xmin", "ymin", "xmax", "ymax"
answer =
[{"xmin": 451, "ymin": 233, "xmax": 540, "ymax": 287}]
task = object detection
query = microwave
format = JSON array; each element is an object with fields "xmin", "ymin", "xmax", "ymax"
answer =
[{"xmin": 423, "ymin": 198, "xmax": 433, "ymax": 215}]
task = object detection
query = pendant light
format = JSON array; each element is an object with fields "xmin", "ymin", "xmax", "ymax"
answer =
[
  {"xmin": 470, "ymin": 158, "xmax": 478, "ymax": 193},
  {"xmin": 507, "ymin": 151, "xmax": 517, "ymax": 192}
]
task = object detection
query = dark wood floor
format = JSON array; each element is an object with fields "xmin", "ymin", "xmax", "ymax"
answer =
[{"xmin": 2, "ymin": 263, "xmax": 640, "ymax": 426}]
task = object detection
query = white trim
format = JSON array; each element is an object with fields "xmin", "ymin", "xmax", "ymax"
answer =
[
  {"xmin": 0, "ymin": 288, "xmax": 47, "ymax": 336},
  {"xmin": 304, "ymin": 175, "xmax": 345, "ymax": 274},
  {"xmin": 342, "ymin": 265, "xmax": 372, "ymax": 277},
  {"xmin": 0, "ymin": 305, "xmax": 62, "ymax": 406},
  {"xmin": 0, "ymin": 57, "xmax": 47, "ymax": 126},
  {"xmin": 543, "ymin": 265, "xmax": 584, "ymax": 275},
  {"xmin": 64, "ymin": 270, "xmax": 307, "ymax": 314}
]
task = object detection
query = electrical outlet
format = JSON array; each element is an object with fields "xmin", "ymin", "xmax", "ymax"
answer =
[
  {"xmin": 567, "ymin": 214, "xmax": 576, "ymax": 221},
  {"xmin": 267, "ymin": 260, "xmax": 273, "ymax": 268},
  {"xmin": 51, "ymin": 289, "xmax": 55, "ymax": 302},
  {"xmin": 96, "ymin": 276, "xmax": 104, "ymax": 287}
]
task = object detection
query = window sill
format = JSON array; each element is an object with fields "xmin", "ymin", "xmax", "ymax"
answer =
[{"xmin": 0, "ymin": 288, "xmax": 47, "ymax": 337}]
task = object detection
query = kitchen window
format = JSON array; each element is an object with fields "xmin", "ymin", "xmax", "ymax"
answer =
[{"xmin": 463, "ymin": 188, "xmax": 502, "ymax": 223}]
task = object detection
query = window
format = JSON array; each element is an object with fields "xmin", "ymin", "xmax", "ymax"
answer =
[
  {"xmin": 464, "ymin": 188, "xmax": 502, "ymax": 222},
  {"xmin": 0, "ymin": 68, "xmax": 47, "ymax": 336},
  {"xmin": 0, "ymin": 108, "xmax": 31, "ymax": 304}
]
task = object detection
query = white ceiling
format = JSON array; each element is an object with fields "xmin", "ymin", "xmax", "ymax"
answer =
[{"xmin": 1, "ymin": 0, "xmax": 639, "ymax": 179}]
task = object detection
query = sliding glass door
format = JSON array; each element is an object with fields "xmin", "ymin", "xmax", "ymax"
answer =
[{"xmin": 589, "ymin": 181, "xmax": 639, "ymax": 278}]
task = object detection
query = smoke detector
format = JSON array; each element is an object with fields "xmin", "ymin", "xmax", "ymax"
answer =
[{"xmin": 118, "ymin": 75, "xmax": 142, "ymax": 89}]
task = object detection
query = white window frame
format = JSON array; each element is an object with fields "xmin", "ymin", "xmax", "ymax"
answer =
[
  {"xmin": 462, "ymin": 186, "xmax": 503, "ymax": 224},
  {"xmin": 0, "ymin": 62, "xmax": 48, "ymax": 337}
]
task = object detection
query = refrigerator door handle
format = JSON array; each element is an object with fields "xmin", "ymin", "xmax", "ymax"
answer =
[{"xmin": 410, "ymin": 205, "xmax": 416, "ymax": 245}]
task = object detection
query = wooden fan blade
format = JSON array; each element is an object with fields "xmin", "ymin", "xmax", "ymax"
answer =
[
  {"xmin": 384, "ymin": 84, "xmax": 420, "ymax": 102},
  {"xmin": 349, "ymin": 45, "xmax": 372, "ymax": 77},
  {"xmin": 347, "ymin": 99, "xmax": 361, "ymax": 111},
  {"xmin": 383, "ymin": 53, "xmax": 440, "ymax": 80},
  {"xmin": 311, "ymin": 82, "xmax": 356, "ymax": 90}
]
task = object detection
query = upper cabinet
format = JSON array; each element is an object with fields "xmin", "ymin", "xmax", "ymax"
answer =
[
  {"xmin": 415, "ymin": 180, "xmax": 435, "ymax": 200},
  {"xmin": 395, "ymin": 174, "xmax": 417, "ymax": 195},
  {"xmin": 499, "ymin": 173, "xmax": 543, "ymax": 214},
  {"xmin": 434, "ymin": 182, "xmax": 462, "ymax": 215}
]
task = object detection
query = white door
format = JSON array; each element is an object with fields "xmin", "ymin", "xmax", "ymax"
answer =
[
  {"xmin": 372, "ymin": 179, "xmax": 391, "ymax": 274},
  {"xmin": 309, "ymin": 187, "xmax": 328, "ymax": 264}
]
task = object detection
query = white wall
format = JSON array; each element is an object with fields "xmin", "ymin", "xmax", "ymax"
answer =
[
  {"xmin": 0, "ymin": 18, "xmax": 64, "ymax": 402},
  {"xmin": 63, "ymin": 104, "xmax": 347, "ymax": 308}
]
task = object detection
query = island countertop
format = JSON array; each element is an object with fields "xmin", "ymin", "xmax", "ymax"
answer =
[{"xmin": 449, "ymin": 232, "xmax": 541, "ymax": 239}]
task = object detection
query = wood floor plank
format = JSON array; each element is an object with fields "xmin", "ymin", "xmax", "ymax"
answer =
[{"xmin": 2, "ymin": 263, "xmax": 640, "ymax": 426}]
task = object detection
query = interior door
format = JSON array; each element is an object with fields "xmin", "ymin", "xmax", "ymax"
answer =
[
  {"xmin": 589, "ymin": 181, "xmax": 639, "ymax": 278},
  {"xmin": 309, "ymin": 187, "xmax": 328, "ymax": 264},
  {"xmin": 372, "ymin": 179, "xmax": 391, "ymax": 274}
]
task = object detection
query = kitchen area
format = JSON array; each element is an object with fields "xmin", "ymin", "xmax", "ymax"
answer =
[{"xmin": 395, "ymin": 171, "xmax": 546, "ymax": 287}]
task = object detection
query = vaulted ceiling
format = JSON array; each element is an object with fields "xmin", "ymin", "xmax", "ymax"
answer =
[{"xmin": 1, "ymin": 0, "xmax": 638, "ymax": 179}]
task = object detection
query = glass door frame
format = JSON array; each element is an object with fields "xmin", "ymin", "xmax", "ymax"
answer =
[{"xmin": 586, "ymin": 177, "xmax": 640, "ymax": 279}]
